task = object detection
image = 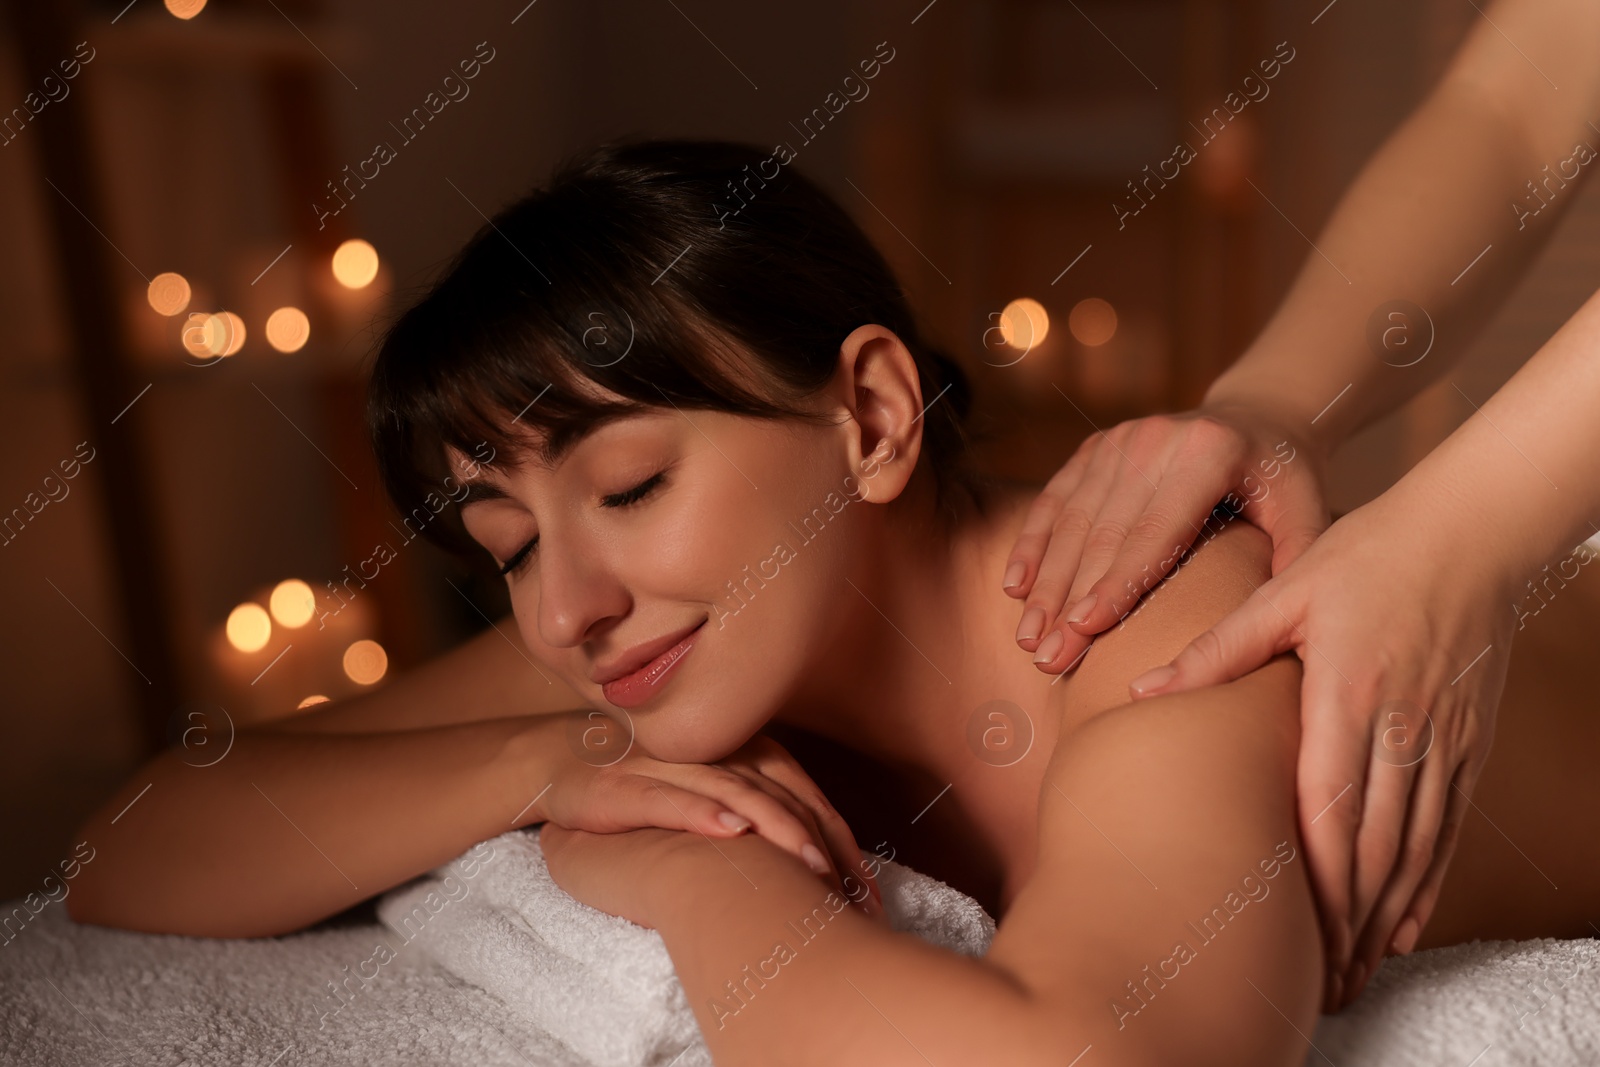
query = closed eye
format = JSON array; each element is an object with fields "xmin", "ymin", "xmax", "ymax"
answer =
[{"xmin": 497, "ymin": 468, "xmax": 670, "ymax": 578}]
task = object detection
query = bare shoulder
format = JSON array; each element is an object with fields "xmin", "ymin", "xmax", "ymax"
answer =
[
  {"xmin": 1057, "ymin": 516, "xmax": 1277, "ymax": 728},
  {"xmin": 987, "ymin": 520, "xmax": 1319, "ymax": 1065}
]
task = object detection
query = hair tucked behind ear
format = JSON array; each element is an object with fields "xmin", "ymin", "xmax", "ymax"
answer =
[{"xmin": 366, "ymin": 136, "xmax": 994, "ymax": 556}]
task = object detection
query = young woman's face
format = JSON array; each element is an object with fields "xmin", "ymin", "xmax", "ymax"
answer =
[{"xmin": 454, "ymin": 406, "xmax": 895, "ymax": 763}]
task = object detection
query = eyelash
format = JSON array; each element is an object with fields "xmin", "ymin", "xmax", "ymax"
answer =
[{"xmin": 497, "ymin": 469, "xmax": 669, "ymax": 578}]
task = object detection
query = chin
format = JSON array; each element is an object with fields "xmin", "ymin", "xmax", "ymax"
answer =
[{"xmin": 631, "ymin": 701, "xmax": 768, "ymax": 765}]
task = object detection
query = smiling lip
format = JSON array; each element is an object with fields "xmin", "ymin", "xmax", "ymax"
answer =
[{"xmin": 595, "ymin": 619, "xmax": 706, "ymax": 709}]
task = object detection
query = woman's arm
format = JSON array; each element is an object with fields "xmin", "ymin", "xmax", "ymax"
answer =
[
  {"xmin": 631, "ymin": 522, "xmax": 1317, "ymax": 1066},
  {"xmin": 67, "ymin": 712, "xmax": 571, "ymax": 937},
  {"xmin": 68, "ymin": 615, "xmax": 588, "ymax": 936},
  {"xmin": 264, "ymin": 612, "xmax": 588, "ymax": 734}
]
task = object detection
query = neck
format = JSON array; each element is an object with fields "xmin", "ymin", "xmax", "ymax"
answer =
[{"xmin": 775, "ymin": 472, "xmax": 1040, "ymax": 781}]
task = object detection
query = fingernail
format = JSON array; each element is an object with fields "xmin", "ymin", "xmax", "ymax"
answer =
[
  {"xmin": 1391, "ymin": 917, "xmax": 1419, "ymax": 955},
  {"xmin": 1129, "ymin": 664, "xmax": 1175, "ymax": 695},
  {"xmin": 1033, "ymin": 630, "xmax": 1066, "ymax": 664},
  {"xmin": 718, "ymin": 812, "xmax": 751, "ymax": 832},
  {"xmin": 1016, "ymin": 607, "xmax": 1045, "ymax": 643},
  {"xmin": 1003, "ymin": 561, "xmax": 1026, "ymax": 590},
  {"xmin": 800, "ymin": 843, "xmax": 830, "ymax": 875},
  {"xmin": 1065, "ymin": 593, "xmax": 1097, "ymax": 626}
]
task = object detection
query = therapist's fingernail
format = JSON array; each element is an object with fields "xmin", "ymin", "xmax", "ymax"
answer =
[
  {"xmin": 718, "ymin": 812, "xmax": 751, "ymax": 832},
  {"xmin": 1033, "ymin": 630, "xmax": 1066, "ymax": 664},
  {"xmin": 1129, "ymin": 665, "xmax": 1176, "ymax": 695},
  {"xmin": 1391, "ymin": 917, "xmax": 1419, "ymax": 955},
  {"xmin": 1003, "ymin": 561, "xmax": 1026, "ymax": 590},
  {"xmin": 1016, "ymin": 607, "xmax": 1045, "ymax": 643},
  {"xmin": 1065, "ymin": 594, "xmax": 1097, "ymax": 626},
  {"xmin": 800, "ymin": 844, "xmax": 830, "ymax": 875}
]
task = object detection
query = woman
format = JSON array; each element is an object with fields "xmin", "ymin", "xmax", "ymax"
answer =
[
  {"xmin": 1000, "ymin": 0, "xmax": 1600, "ymax": 1011},
  {"xmin": 68, "ymin": 140, "xmax": 1599, "ymax": 1066}
]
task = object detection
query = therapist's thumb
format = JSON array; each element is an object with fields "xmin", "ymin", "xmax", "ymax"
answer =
[{"xmin": 1127, "ymin": 597, "xmax": 1287, "ymax": 698}]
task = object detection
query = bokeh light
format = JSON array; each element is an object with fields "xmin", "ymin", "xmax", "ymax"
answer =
[
  {"xmin": 164, "ymin": 0, "xmax": 207, "ymax": 17},
  {"xmin": 999, "ymin": 297, "xmax": 1049, "ymax": 350},
  {"xmin": 147, "ymin": 272, "xmax": 191, "ymax": 316},
  {"xmin": 181, "ymin": 311, "xmax": 246, "ymax": 358},
  {"xmin": 225, "ymin": 603, "xmax": 271, "ymax": 653},
  {"xmin": 1068, "ymin": 297, "xmax": 1118, "ymax": 346},
  {"xmin": 331, "ymin": 239, "xmax": 379, "ymax": 289},
  {"xmin": 269, "ymin": 579, "xmax": 316, "ymax": 628},
  {"xmin": 265, "ymin": 307, "xmax": 311, "ymax": 353},
  {"xmin": 342, "ymin": 639, "xmax": 388, "ymax": 685}
]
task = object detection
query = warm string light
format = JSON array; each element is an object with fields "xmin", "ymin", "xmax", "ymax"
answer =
[
  {"xmin": 999, "ymin": 297, "xmax": 1050, "ymax": 349},
  {"xmin": 332, "ymin": 239, "xmax": 379, "ymax": 288},
  {"xmin": 1069, "ymin": 297, "xmax": 1118, "ymax": 346},
  {"xmin": 157, "ymin": 240, "xmax": 379, "ymax": 361},
  {"xmin": 343, "ymin": 639, "xmax": 388, "ymax": 685},
  {"xmin": 225, "ymin": 603, "xmax": 271, "ymax": 653},
  {"xmin": 265, "ymin": 307, "xmax": 311, "ymax": 353},
  {"xmin": 269, "ymin": 579, "xmax": 316, "ymax": 628},
  {"xmin": 147, "ymin": 272, "xmax": 190, "ymax": 316}
]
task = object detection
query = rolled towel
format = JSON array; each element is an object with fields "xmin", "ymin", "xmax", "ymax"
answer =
[{"xmin": 375, "ymin": 830, "xmax": 995, "ymax": 1067}]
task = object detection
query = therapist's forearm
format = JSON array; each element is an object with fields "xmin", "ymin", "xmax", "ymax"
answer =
[
  {"xmin": 1208, "ymin": 41, "xmax": 1598, "ymax": 458},
  {"xmin": 1390, "ymin": 282, "xmax": 1600, "ymax": 591}
]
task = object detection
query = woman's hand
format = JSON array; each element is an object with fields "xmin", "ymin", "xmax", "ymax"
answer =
[
  {"xmin": 537, "ymin": 722, "xmax": 884, "ymax": 919},
  {"xmin": 1121, "ymin": 482, "xmax": 1516, "ymax": 1012},
  {"xmin": 1004, "ymin": 403, "xmax": 1328, "ymax": 672}
]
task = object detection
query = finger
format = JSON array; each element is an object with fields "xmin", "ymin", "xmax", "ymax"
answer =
[
  {"xmin": 1069, "ymin": 461, "xmax": 1236, "ymax": 635},
  {"xmin": 1003, "ymin": 445, "xmax": 1093, "ymax": 599},
  {"xmin": 1343, "ymin": 748, "xmax": 1456, "ymax": 1007},
  {"xmin": 626, "ymin": 778, "xmax": 755, "ymax": 837},
  {"xmin": 745, "ymin": 750, "xmax": 884, "ymax": 919},
  {"xmin": 1293, "ymin": 667, "xmax": 1371, "ymax": 1008},
  {"xmin": 1125, "ymin": 589, "xmax": 1292, "ymax": 698},
  {"xmin": 1248, "ymin": 463, "xmax": 1328, "ymax": 576},
  {"xmin": 702, "ymin": 766, "xmax": 850, "ymax": 897},
  {"xmin": 1016, "ymin": 450, "xmax": 1118, "ymax": 653},
  {"xmin": 1053, "ymin": 462, "xmax": 1162, "ymax": 622},
  {"xmin": 1387, "ymin": 756, "xmax": 1479, "ymax": 959},
  {"xmin": 1344, "ymin": 717, "xmax": 1426, "ymax": 961}
]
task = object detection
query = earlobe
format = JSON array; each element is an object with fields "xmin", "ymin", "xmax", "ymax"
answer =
[{"xmin": 834, "ymin": 324, "xmax": 924, "ymax": 503}]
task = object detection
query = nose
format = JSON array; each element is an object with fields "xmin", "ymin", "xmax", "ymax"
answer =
[{"xmin": 532, "ymin": 526, "xmax": 630, "ymax": 649}]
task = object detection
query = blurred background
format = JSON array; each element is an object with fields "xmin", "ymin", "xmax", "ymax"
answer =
[{"xmin": 3, "ymin": 0, "xmax": 1598, "ymax": 897}]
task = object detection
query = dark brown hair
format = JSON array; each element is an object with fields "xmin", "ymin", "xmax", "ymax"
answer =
[{"xmin": 365, "ymin": 137, "xmax": 989, "ymax": 556}]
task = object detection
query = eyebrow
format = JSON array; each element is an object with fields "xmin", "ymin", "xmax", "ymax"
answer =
[
  {"xmin": 453, "ymin": 417, "xmax": 619, "ymax": 508},
  {"xmin": 458, "ymin": 480, "xmax": 511, "ymax": 507}
]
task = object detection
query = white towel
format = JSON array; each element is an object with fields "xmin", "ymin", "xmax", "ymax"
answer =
[
  {"xmin": 374, "ymin": 829, "xmax": 996, "ymax": 1067},
  {"xmin": 4, "ymin": 832, "xmax": 1598, "ymax": 1066},
  {"xmin": 1308, "ymin": 934, "xmax": 1600, "ymax": 1065}
]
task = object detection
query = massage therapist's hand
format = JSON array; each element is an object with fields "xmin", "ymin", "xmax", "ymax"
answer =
[
  {"xmin": 1123, "ymin": 482, "xmax": 1514, "ymax": 1013},
  {"xmin": 538, "ymin": 720, "xmax": 883, "ymax": 918},
  {"xmin": 1004, "ymin": 402, "xmax": 1329, "ymax": 672}
]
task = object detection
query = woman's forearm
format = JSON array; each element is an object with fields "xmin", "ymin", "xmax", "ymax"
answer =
[
  {"xmin": 264, "ymin": 615, "xmax": 587, "ymax": 735},
  {"xmin": 1208, "ymin": 0, "xmax": 1600, "ymax": 459},
  {"xmin": 649, "ymin": 833, "xmax": 1053, "ymax": 1067},
  {"xmin": 67, "ymin": 713, "xmax": 567, "ymax": 937}
]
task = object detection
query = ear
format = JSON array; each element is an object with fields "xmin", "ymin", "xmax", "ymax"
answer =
[{"xmin": 830, "ymin": 323, "xmax": 925, "ymax": 504}]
